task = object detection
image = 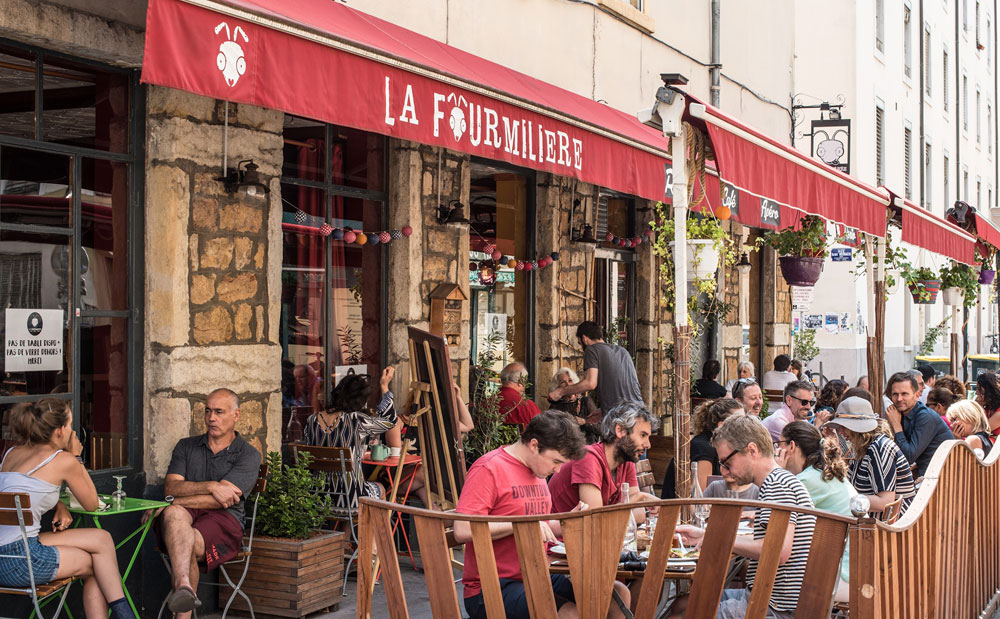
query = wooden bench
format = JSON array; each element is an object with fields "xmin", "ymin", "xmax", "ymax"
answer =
[{"xmin": 357, "ymin": 497, "xmax": 853, "ymax": 618}]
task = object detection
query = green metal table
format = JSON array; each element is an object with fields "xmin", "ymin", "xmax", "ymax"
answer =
[{"xmin": 63, "ymin": 495, "xmax": 169, "ymax": 618}]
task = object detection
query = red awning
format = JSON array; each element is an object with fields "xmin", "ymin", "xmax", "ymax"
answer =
[
  {"xmin": 894, "ymin": 197, "xmax": 977, "ymax": 265},
  {"xmin": 973, "ymin": 212, "xmax": 1000, "ymax": 252},
  {"xmin": 141, "ymin": 0, "xmax": 670, "ymax": 201},
  {"xmin": 684, "ymin": 95, "xmax": 889, "ymax": 237}
]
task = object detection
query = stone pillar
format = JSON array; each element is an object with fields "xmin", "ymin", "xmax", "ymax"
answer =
[
  {"xmin": 144, "ymin": 87, "xmax": 283, "ymax": 481},
  {"xmin": 634, "ymin": 199, "xmax": 659, "ymax": 410}
]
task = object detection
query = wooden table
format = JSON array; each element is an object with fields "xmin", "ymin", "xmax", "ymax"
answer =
[{"xmin": 362, "ymin": 452, "xmax": 422, "ymax": 569}]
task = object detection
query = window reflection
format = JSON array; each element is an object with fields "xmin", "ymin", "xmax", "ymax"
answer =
[
  {"xmin": 81, "ymin": 158, "xmax": 128, "ymax": 310},
  {"xmin": 0, "ymin": 146, "xmax": 72, "ymax": 228},
  {"xmin": 0, "ymin": 46, "xmax": 36, "ymax": 140}
]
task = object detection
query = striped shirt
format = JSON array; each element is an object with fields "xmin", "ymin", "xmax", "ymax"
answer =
[
  {"xmin": 850, "ymin": 434, "xmax": 916, "ymax": 515},
  {"xmin": 746, "ymin": 467, "xmax": 816, "ymax": 613}
]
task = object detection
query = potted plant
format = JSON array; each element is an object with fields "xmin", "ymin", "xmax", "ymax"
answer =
[
  {"xmin": 765, "ymin": 215, "xmax": 829, "ymax": 287},
  {"xmin": 977, "ymin": 246, "xmax": 996, "ymax": 284},
  {"xmin": 223, "ymin": 451, "xmax": 345, "ymax": 618},
  {"xmin": 939, "ymin": 262, "xmax": 979, "ymax": 307},
  {"xmin": 661, "ymin": 208, "xmax": 729, "ymax": 281},
  {"xmin": 902, "ymin": 263, "xmax": 941, "ymax": 304}
]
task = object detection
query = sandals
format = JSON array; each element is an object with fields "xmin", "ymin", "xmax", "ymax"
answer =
[{"xmin": 166, "ymin": 585, "xmax": 202, "ymax": 613}]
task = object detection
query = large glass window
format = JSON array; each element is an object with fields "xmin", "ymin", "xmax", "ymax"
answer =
[
  {"xmin": 279, "ymin": 117, "xmax": 387, "ymax": 442},
  {"xmin": 594, "ymin": 193, "xmax": 637, "ymax": 354},
  {"xmin": 0, "ymin": 40, "xmax": 138, "ymax": 473}
]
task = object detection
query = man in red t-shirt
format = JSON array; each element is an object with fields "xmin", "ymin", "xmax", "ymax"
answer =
[
  {"xmin": 498, "ymin": 362, "xmax": 542, "ymax": 426},
  {"xmin": 454, "ymin": 411, "xmax": 630, "ymax": 619},
  {"xmin": 548, "ymin": 402, "xmax": 659, "ymax": 523}
]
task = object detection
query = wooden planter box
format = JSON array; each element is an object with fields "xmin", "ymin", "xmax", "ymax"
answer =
[{"xmin": 220, "ymin": 530, "xmax": 346, "ymax": 618}]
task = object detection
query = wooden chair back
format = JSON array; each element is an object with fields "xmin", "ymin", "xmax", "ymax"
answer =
[
  {"xmin": 252, "ymin": 463, "xmax": 269, "ymax": 495},
  {"xmin": 288, "ymin": 444, "xmax": 354, "ymax": 473},
  {"xmin": 357, "ymin": 496, "xmax": 853, "ymax": 619},
  {"xmin": 763, "ymin": 388, "xmax": 785, "ymax": 407},
  {"xmin": 635, "ymin": 459, "xmax": 655, "ymax": 495},
  {"xmin": 881, "ymin": 497, "xmax": 902, "ymax": 524},
  {"xmin": 0, "ymin": 492, "xmax": 32, "ymax": 527},
  {"xmin": 89, "ymin": 432, "xmax": 127, "ymax": 469}
]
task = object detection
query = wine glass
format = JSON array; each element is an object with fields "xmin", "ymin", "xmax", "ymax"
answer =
[
  {"xmin": 111, "ymin": 475, "xmax": 127, "ymax": 510},
  {"xmin": 694, "ymin": 503, "xmax": 710, "ymax": 529}
]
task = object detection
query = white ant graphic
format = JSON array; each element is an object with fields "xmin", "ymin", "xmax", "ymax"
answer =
[
  {"xmin": 447, "ymin": 93, "xmax": 468, "ymax": 141},
  {"xmin": 215, "ymin": 22, "xmax": 248, "ymax": 87}
]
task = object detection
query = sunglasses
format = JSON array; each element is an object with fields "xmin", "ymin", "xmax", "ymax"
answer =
[
  {"xmin": 789, "ymin": 395, "xmax": 816, "ymax": 407},
  {"xmin": 719, "ymin": 448, "xmax": 741, "ymax": 471}
]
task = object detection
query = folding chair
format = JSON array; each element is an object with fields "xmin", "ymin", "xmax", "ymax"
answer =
[
  {"xmin": 0, "ymin": 492, "xmax": 74, "ymax": 619},
  {"xmin": 289, "ymin": 444, "xmax": 356, "ymax": 596},
  {"xmin": 882, "ymin": 496, "xmax": 904, "ymax": 524},
  {"xmin": 156, "ymin": 463, "xmax": 268, "ymax": 619}
]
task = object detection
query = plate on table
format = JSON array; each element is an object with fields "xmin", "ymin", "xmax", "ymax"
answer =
[
  {"xmin": 548, "ymin": 543, "xmax": 566, "ymax": 556},
  {"xmin": 737, "ymin": 522, "xmax": 754, "ymax": 536},
  {"xmin": 640, "ymin": 549, "xmax": 700, "ymax": 562}
]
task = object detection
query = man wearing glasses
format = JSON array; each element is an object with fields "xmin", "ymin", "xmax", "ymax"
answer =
[{"xmin": 761, "ymin": 380, "xmax": 815, "ymax": 442}]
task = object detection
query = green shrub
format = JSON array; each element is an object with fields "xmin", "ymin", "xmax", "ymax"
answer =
[{"xmin": 257, "ymin": 451, "xmax": 333, "ymax": 539}]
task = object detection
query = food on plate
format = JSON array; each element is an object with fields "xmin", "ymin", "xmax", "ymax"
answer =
[
  {"xmin": 635, "ymin": 529, "xmax": 651, "ymax": 551},
  {"xmin": 669, "ymin": 548, "xmax": 699, "ymax": 559}
]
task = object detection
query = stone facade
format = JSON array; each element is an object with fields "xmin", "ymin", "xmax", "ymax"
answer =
[{"xmin": 144, "ymin": 87, "xmax": 284, "ymax": 480}]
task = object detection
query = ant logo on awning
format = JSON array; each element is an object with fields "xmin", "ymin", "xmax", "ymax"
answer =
[
  {"xmin": 447, "ymin": 93, "xmax": 468, "ymax": 141},
  {"xmin": 215, "ymin": 22, "xmax": 248, "ymax": 87}
]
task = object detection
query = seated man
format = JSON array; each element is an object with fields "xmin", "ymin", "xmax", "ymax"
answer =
[
  {"xmin": 761, "ymin": 354, "xmax": 798, "ymax": 391},
  {"xmin": 884, "ymin": 371, "xmax": 953, "ymax": 478},
  {"xmin": 454, "ymin": 410, "xmax": 629, "ymax": 619},
  {"xmin": 499, "ymin": 361, "xmax": 543, "ymax": 425},
  {"xmin": 548, "ymin": 402, "xmax": 659, "ymax": 523},
  {"xmin": 733, "ymin": 378, "xmax": 763, "ymax": 418},
  {"xmin": 761, "ymin": 380, "xmax": 815, "ymax": 442},
  {"xmin": 156, "ymin": 388, "xmax": 262, "ymax": 617},
  {"xmin": 673, "ymin": 415, "xmax": 816, "ymax": 619}
]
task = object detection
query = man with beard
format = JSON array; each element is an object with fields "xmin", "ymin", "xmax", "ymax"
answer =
[
  {"xmin": 548, "ymin": 402, "xmax": 659, "ymax": 523},
  {"xmin": 884, "ymin": 371, "xmax": 953, "ymax": 477}
]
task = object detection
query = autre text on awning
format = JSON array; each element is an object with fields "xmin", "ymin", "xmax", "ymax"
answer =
[{"xmin": 141, "ymin": 0, "xmax": 672, "ymax": 201}]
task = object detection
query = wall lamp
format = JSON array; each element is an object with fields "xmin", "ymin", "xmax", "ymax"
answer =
[
  {"xmin": 218, "ymin": 159, "xmax": 270, "ymax": 196},
  {"xmin": 736, "ymin": 252, "xmax": 752, "ymax": 275},
  {"xmin": 569, "ymin": 199, "xmax": 599, "ymax": 244},
  {"xmin": 437, "ymin": 200, "xmax": 470, "ymax": 225}
]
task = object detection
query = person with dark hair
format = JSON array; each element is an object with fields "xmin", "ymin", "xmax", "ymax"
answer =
[
  {"xmin": 916, "ymin": 364, "xmax": 937, "ymax": 403},
  {"xmin": 762, "ymin": 354, "xmax": 797, "ymax": 390},
  {"xmin": 762, "ymin": 380, "xmax": 816, "ymax": 442},
  {"xmin": 840, "ymin": 386, "xmax": 873, "ymax": 404},
  {"xmin": 549, "ymin": 403, "xmax": 659, "ymax": 523},
  {"xmin": 693, "ymin": 359, "xmax": 727, "ymax": 398},
  {"xmin": 815, "ymin": 379, "xmax": 849, "ymax": 422},
  {"xmin": 884, "ymin": 371, "xmax": 953, "ymax": 477},
  {"xmin": 776, "ymin": 421, "xmax": 855, "ymax": 603},
  {"xmin": 302, "ymin": 368, "xmax": 397, "ymax": 509},
  {"xmin": 975, "ymin": 371, "xmax": 1000, "ymax": 438},
  {"xmin": 789, "ymin": 359, "xmax": 804, "ymax": 379},
  {"xmin": 661, "ymin": 398, "xmax": 745, "ymax": 498},
  {"xmin": 454, "ymin": 410, "xmax": 630, "ymax": 619},
  {"xmin": 925, "ymin": 388, "xmax": 959, "ymax": 428},
  {"xmin": 934, "ymin": 375, "xmax": 968, "ymax": 400},
  {"xmin": 0, "ymin": 399, "xmax": 137, "ymax": 619},
  {"xmin": 157, "ymin": 388, "xmax": 262, "ymax": 617},
  {"xmin": 547, "ymin": 321, "xmax": 642, "ymax": 412}
]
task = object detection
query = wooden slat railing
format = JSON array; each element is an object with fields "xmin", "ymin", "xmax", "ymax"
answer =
[
  {"xmin": 851, "ymin": 440, "xmax": 1000, "ymax": 619},
  {"xmin": 357, "ymin": 497, "xmax": 852, "ymax": 618}
]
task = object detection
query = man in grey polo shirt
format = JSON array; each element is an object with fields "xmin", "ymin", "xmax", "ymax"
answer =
[
  {"xmin": 548, "ymin": 321, "xmax": 643, "ymax": 413},
  {"xmin": 156, "ymin": 388, "xmax": 261, "ymax": 617}
]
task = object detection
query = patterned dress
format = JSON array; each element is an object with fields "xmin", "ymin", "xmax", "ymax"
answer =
[{"xmin": 302, "ymin": 391, "xmax": 396, "ymax": 513}]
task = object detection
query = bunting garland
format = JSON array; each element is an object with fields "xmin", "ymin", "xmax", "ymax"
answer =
[
  {"xmin": 603, "ymin": 228, "xmax": 656, "ymax": 248},
  {"xmin": 288, "ymin": 207, "xmax": 413, "ymax": 245},
  {"xmin": 469, "ymin": 244, "xmax": 560, "ymax": 286}
]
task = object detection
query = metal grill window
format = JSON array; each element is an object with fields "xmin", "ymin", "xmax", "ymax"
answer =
[
  {"xmin": 595, "ymin": 193, "xmax": 609, "ymax": 239},
  {"xmin": 943, "ymin": 50, "xmax": 949, "ymax": 110},
  {"xmin": 904, "ymin": 6, "xmax": 912, "ymax": 77},
  {"xmin": 875, "ymin": 106, "xmax": 885, "ymax": 186},
  {"xmin": 925, "ymin": 28, "xmax": 932, "ymax": 96},
  {"xmin": 876, "ymin": 0, "xmax": 885, "ymax": 52},
  {"xmin": 0, "ymin": 253, "xmax": 42, "ymax": 310},
  {"xmin": 904, "ymin": 127, "xmax": 913, "ymax": 199}
]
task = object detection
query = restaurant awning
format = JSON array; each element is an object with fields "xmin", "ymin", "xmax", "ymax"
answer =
[
  {"xmin": 141, "ymin": 0, "xmax": 671, "ymax": 201},
  {"xmin": 684, "ymin": 94, "xmax": 890, "ymax": 237},
  {"xmin": 891, "ymin": 196, "xmax": 977, "ymax": 265},
  {"xmin": 972, "ymin": 212, "xmax": 1000, "ymax": 253}
]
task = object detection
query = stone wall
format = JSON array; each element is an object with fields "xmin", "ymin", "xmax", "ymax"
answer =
[{"xmin": 144, "ymin": 87, "xmax": 283, "ymax": 481}]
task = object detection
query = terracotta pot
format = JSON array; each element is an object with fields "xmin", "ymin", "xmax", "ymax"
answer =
[
  {"xmin": 777, "ymin": 256, "xmax": 824, "ymax": 287},
  {"xmin": 907, "ymin": 279, "xmax": 941, "ymax": 304},
  {"xmin": 979, "ymin": 269, "xmax": 996, "ymax": 285}
]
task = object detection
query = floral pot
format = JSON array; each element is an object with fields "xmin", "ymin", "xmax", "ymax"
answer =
[
  {"xmin": 669, "ymin": 239, "xmax": 721, "ymax": 281},
  {"xmin": 907, "ymin": 279, "xmax": 941, "ymax": 304},
  {"xmin": 979, "ymin": 269, "xmax": 996, "ymax": 285},
  {"xmin": 777, "ymin": 256, "xmax": 824, "ymax": 287},
  {"xmin": 942, "ymin": 287, "xmax": 963, "ymax": 306}
]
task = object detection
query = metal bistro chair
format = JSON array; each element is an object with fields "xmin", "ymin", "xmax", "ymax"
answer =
[
  {"xmin": 882, "ymin": 497, "xmax": 904, "ymax": 524},
  {"xmin": 289, "ymin": 444, "xmax": 356, "ymax": 596},
  {"xmin": 156, "ymin": 463, "xmax": 268, "ymax": 619},
  {"xmin": 0, "ymin": 492, "xmax": 74, "ymax": 619}
]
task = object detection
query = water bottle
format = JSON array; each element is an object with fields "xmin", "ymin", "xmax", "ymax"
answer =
[
  {"xmin": 692, "ymin": 462, "xmax": 709, "ymax": 528},
  {"xmin": 621, "ymin": 482, "xmax": 638, "ymax": 552}
]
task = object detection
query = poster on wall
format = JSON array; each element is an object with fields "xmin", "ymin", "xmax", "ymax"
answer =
[
  {"xmin": 804, "ymin": 314, "xmax": 823, "ymax": 330},
  {"xmin": 840, "ymin": 312, "xmax": 851, "ymax": 333},
  {"xmin": 4, "ymin": 309, "xmax": 64, "ymax": 372},
  {"xmin": 824, "ymin": 313, "xmax": 840, "ymax": 334}
]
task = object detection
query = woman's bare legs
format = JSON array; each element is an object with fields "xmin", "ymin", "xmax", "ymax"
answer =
[{"xmin": 40, "ymin": 528, "xmax": 125, "ymax": 618}]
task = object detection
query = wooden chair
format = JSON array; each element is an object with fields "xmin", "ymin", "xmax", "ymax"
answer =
[
  {"xmin": 881, "ymin": 497, "xmax": 903, "ymax": 524},
  {"xmin": 0, "ymin": 492, "xmax": 74, "ymax": 619},
  {"xmin": 764, "ymin": 389, "xmax": 785, "ymax": 409},
  {"xmin": 635, "ymin": 459, "xmax": 656, "ymax": 495},
  {"xmin": 88, "ymin": 432, "xmax": 127, "ymax": 469},
  {"xmin": 356, "ymin": 497, "xmax": 854, "ymax": 618},
  {"xmin": 289, "ymin": 444, "xmax": 357, "ymax": 595},
  {"xmin": 156, "ymin": 463, "xmax": 268, "ymax": 619}
]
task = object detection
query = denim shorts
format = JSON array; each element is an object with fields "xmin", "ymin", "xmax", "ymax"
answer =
[
  {"xmin": 465, "ymin": 575, "xmax": 575, "ymax": 619},
  {"xmin": 0, "ymin": 537, "xmax": 61, "ymax": 587}
]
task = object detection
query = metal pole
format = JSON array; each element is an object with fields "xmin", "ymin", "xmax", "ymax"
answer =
[{"xmin": 710, "ymin": 0, "xmax": 721, "ymax": 107}]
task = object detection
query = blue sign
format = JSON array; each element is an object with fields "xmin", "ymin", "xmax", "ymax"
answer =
[{"xmin": 831, "ymin": 248, "xmax": 852, "ymax": 262}]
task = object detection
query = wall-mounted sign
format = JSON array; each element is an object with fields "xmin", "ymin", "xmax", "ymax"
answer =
[
  {"xmin": 831, "ymin": 248, "xmax": 853, "ymax": 262},
  {"xmin": 759, "ymin": 198, "xmax": 781, "ymax": 228},
  {"xmin": 664, "ymin": 165, "xmax": 673, "ymax": 198},
  {"xmin": 4, "ymin": 308, "xmax": 64, "ymax": 372},
  {"xmin": 791, "ymin": 286, "xmax": 814, "ymax": 310},
  {"xmin": 810, "ymin": 118, "xmax": 852, "ymax": 174},
  {"xmin": 721, "ymin": 182, "xmax": 740, "ymax": 216}
]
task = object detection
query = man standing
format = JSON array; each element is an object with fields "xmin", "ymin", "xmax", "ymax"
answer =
[
  {"xmin": 762, "ymin": 354, "xmax": 798, "ymax": 391},
  {"xmin": 733, "ymin": 378, "xmax": 764, "ymax": 418},
  {"xmin": 498, "ymin": 362, "xmax": 543, "ymax": 426},
  {"xmin": 156, "ymin": 388, "xmax": 262, "ymax": 616},
  {"xmin": 761, "ymin": 380, "xmax": 815, "ymax": 442},
  {"xmin": 673, "ymin": 415, "xmax": 816, "ymax": 619},
  {"xmin": 453, "ymin": 410, "xmax": 630, "ymax": 618},
  {"xmin": 547, "ymin": 321, "xmax": 642, "ymax": 412},
  {"xmin": 884, "ymin": 371, "xmax": 953, "ymax": 477},
  {"xmin": 548, "ymin": 402, "xmax": 659, "ymax": 523}
]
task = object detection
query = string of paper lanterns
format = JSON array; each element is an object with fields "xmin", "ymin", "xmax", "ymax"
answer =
[
  {"xmin": 318, "ymin": 223, "xmax": 413, "ymax": 244},
  {"xmin": 469, "ymin": 243, "xmax": 560, "ymax": 282},
  {"xmin": 603, "ymin": 228, "xmax": 656, "ymax": 248}
]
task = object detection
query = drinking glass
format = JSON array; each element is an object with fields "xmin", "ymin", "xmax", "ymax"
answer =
[
  {"xmin": 694, "ymin": 503, "xmax": 710, "ymax": 529},
  {"xmin": 111, "ymin": 475, "xmax": 127, "ymax": 510}
]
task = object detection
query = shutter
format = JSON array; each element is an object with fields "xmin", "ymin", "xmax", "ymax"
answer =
[
  {"xmin": 904, "ymin": 7, "xmax": 912, "ymax": 77},
  {"xmin": 925, "ymin": 29, "xmax": 932, "ymax": 96},
  {"xmin": 943, "ymin": 51, "xmax": 949, "ymax": 110},
  {"xmin": 904, "ymin": 127, "xmax": 913, "ymax": 199},
  {"xmin": 875, "ymin": 106, "xmax": 885, "ymax": 187},
  {"xmin": 595, "ymin": 193, "xmax": 610, "ymax": 239},
  {"xmin": 943, "ymin": 155, "xmax": 949, "ymax": 204}
]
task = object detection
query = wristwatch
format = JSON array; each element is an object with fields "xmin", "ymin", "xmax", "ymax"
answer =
[{"xmin": 164, "ymin": 495, "xmax": 175, "ymax": 504}]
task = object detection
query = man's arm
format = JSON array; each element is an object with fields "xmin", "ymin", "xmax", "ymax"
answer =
[
  {"xmin": 892, "ymin": 412, "xmax": 936, "ymax": 464},
  {"xmin": 164, "ymin": 473, "xmax": 240, "ymax": 509},
  {"xmin": 549, "ymin": 368, "xmax": 598, "ymax": 400},
  {"xmin": 732, "ymin": 517, "xmax": 798, "ymax": 564}
]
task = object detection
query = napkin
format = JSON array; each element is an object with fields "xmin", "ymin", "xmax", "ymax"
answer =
[{"xmin": 66, "ymin": 490, "xmax": 107, "ymax": 511}]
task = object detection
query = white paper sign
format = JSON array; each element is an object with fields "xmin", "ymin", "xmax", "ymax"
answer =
[
  {"xmin": 5, "ymin": 309, "xmax": 64, "ymax": 372},
  {"xmin": 791, "ymin": 286, "xmax": 814, "ymax": 310}
]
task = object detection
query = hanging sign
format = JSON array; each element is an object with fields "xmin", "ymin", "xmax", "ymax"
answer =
[
  {"xmin": 831, "ymin": 247, "xmax": 853, "ymax": 262},
  {"xmin": 721, "ymin": 182, "xmax": 740, "ymax": 216},
  {"xmin": 4, "ymin": 309, "xmax": 64, "ymax": 372},
  {"xmin": 759, "ymin": 198, "xmax": 781, "ymax": 228}
]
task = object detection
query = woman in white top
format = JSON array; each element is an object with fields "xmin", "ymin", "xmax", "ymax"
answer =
[{"xmin": 0, "ymin": 399, "xmax": 135, "ymax": 619}]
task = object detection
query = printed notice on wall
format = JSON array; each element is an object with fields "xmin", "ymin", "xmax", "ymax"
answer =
[{"xmin": 4, "ymin": 309, "xmax": 64, "ymax": 372}]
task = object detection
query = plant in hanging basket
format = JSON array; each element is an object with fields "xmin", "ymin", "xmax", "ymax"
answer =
[
  {"xmin": 939, "ymin": 261, "xmax": 979, "ymax": 307},
  {"xmin": 853, "ymin": 239, "xmax": 908, "ymax": 297},
  {"xmin": 765, "ymin": 215, "xmax": 830, "ymax": 287},
  {"xmin": 976, "ymin": 246, "xmax": 997, "ymax": 284},
  {"xmin": 661, "ymin": 208, "xmax": 733, "ymax": 280},
  {"xmin": 901, "ymin": 264, "xmax": 941, "ymax": 304}
]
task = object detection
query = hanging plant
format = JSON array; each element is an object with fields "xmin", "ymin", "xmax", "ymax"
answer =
[
  {"xmin": 660, "ymin": 207, "xmax": 733, "ymax": 281},
  {"xmin": 853, "ymin": 237, "xmax": 908, "ymax": 297},
  {"xmin": 901, "ymin": 263, "xmax": 941, "ymax": 304},
  {"xmin": 765, "ymin": 215, "xmax": 830, "ymax": 287},
  {"xmin": 938, "ymin": 261, "xmax": 979, "ymax": 307},
  {"xmin": 976, "ymin": 245, "xmax": 997, "ymax": 284}
]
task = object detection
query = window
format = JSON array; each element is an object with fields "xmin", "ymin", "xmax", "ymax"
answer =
[
  {"xmin": 964, "ymin": 168, "xmax": 969, "ymax": 200},
  {"xmin": 904, "ymin": 6, "xmax": 913, "ymax": 77},
  {"xmin": 989, "ymin": 104, "xmax": 993, "ymax": 153},
  {"xmin": 977, "ymin": 88, "xmax": 982, "ymax": 143},
  {"xmin": 943, "ymin": 49, "xmax": 949, "ymax": 111},
  {"xmin": 875, "ymin": 104, "xmax": 885, "ymax": 186},
  {"xmin": 963, "ymin": 75, "xmax": 969, "ymax": 130},
  {"xmin": 904, "ymin": 126, "xmax": 913, "ymax": 199},
  {"xmin": 924, "ymin": 26, "xmax": 932, "ymax": 96},
  {"xmin": 977, "ymin": 178, "xmax": 982, "ymax": 207},
  {"xmin": 964, "ymin": 0, "xmax": 969, "ymax": 31},
  {"xmin": 279, "ymin": 117, "xmax": 387, "ymax": 440},
  {"xmin": 925, "ymin": 142, "xmax": 933, "ymax": 203},
  {"xmin": 0, "ymin": 41, "xmax": 140, "ymax": 472},
  {"xmin": 876, "ymin": 0, "xmax": 885, "ymax": 52},
  {"xmin": 976, "ymin": 1, "xmax": 981, "ymax": 45},
  {"xmin": 943, "ymin": 154, "xmax": 950, "ymax": 204}
]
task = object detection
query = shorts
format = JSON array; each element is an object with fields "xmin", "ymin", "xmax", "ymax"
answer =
[
  {"xmin": 464, "ymin": 575, "xmax": 575, "ymax": 619},
  {"xmin": 716, "ymin": 588, "xmax": 794, "ymax": 619},
  {"xmin": 155, "ymin": 507, "xmax": 243, "ymax": 572},
  {"xmin": 0, "ymin": 536, "xmax": 60, "ymax": 587}
]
